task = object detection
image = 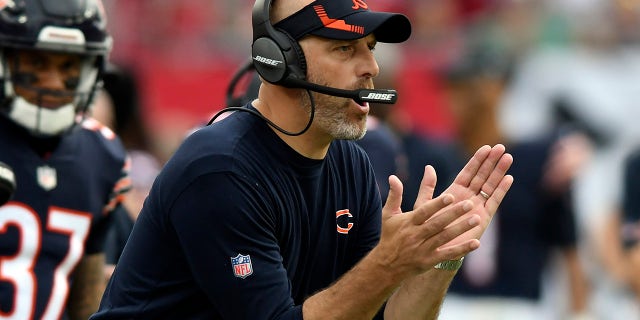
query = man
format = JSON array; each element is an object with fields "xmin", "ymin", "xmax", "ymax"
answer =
[
  {"xmin": 0, "ymin": 1, "xmax": 130, "ymax": 319},
  {"xmin": 436, "ymin": 39, "xmax": 591, "ymax": 320},
  {"xmin": 93, "ymin": 0, "xmax": 513, "ymax": 319}
]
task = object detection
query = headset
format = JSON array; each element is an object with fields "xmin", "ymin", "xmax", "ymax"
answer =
[
  {"xmin": 208, "ymin": 55, "xmax": 315, "ymax": 135},
  {"xmin": 251, "ymin": 0, "xmax": 398, "ymax": 105},
  {"xmin": 251, "ymin": 0, "xmax": 306, "ymax": 86},
  {"xmin": 208, "ymin": 0, "xmax": 398, "ymax": 133}
]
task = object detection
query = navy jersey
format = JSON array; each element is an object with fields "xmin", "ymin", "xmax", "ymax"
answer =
[
  {"xmin": 449, "ymin": 137, "xmax": 577, "ymax": 300},
  {"xmin": 621, "ymin": 148, "xmax": 640, "ymax": 248},
  {"xmin": 93, "ymin": 106, "xmax": 383, "ymax": 320},
  {"xmin": 0, "ymin": 115, "xmax": 129, "ymax": 320}
]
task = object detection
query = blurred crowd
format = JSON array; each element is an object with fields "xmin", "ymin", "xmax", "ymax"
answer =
[{"xmin": 97, "ymin": 0, "xmax": 640, "ymax": 319}]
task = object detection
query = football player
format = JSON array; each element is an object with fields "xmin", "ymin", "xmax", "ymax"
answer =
[{"xmin": 0, "ymin": 1, "xmax": 130, "ymax": 319}]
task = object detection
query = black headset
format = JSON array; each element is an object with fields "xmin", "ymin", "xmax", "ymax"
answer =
[
  {"xmin": 250, "ymin": 0, "xmax": 398, "ymax": 104},
  {"xmin": 208, "ymin": 0, "xmax": 315, "ymax": 135},
  {"xmin": 251, "ymin": 0, "xmax": 307, "ymax": 87},
  {"xmin": 209, "ymin": 0, "xmax": 397, "ymax": 130}
]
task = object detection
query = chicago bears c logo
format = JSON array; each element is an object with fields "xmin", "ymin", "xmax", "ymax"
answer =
[{"xmin": 336, "ymin": 209, "xmax": 354, "ymax": 234}]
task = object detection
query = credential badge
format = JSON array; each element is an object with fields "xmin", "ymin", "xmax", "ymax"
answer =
[
  {"xmin": 231, "ymin": 253, "xmax": 253, "ymax": 279},
  {"xmin": 37, "ymin": 165, "xmax": 57, "ymax": 191}
]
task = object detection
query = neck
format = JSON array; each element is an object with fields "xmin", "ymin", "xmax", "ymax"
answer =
[
  {"xmin": 254, "ymin": 84, "xmax": 332, "ymax": 159},
  {"xmin": 0, "ymin": 114, "xmax": 62, "ymax": 158}
]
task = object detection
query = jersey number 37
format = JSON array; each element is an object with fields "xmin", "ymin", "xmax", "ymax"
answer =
[{"xmin": 0, "ymin": 204, "xmax": 91, "ymax": 320}]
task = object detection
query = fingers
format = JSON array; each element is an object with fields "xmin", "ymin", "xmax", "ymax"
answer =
[
  {"xmin": 477, "ymin": 152, "xmax": 514, "ymax": 199},
  {"xmin": 452, "ymin": 145, "xmax": 492, "ymax": 188},
  {"xmin": 419, "ymin": 199, "xmax": 475, "ymax": 233},
  {"xmin": 413, "ymin": 165, "xmax": 437, "ymax": 209},
  {"xmin": 382, "ymin": 175, "xmax": 404, "ymax": 220},
  {"xmin": 484, "ymin": 174, "xmax": 514, "ymax": 214},
  {"xmin": 411, "ymin": 192, "xmax": 455, "ymax": 225},
  {"xmin": 437, "ymin": 239, "xmax": 481, "ymax": 260},
  {"xmin": 467, "ymin": 144, "xmax": 507, "ymax": 192},
  {"xmin": 420, "ymin": 200, "xmax": 481, "ymax": 257}
]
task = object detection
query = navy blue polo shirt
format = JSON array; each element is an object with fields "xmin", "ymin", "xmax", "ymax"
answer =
[{"xmin": 93, "ymin": 105, "xmax": 383, "ymax": 319}]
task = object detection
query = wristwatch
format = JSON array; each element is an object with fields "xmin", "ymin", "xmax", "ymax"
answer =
[{"xmin": 434, "ymin": 257, "xmax": 464, "ymax": 271}]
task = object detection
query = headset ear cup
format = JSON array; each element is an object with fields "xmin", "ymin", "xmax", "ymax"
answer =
[
  {"xmin": 252, "ymin": 36, "xmax": 287, "ymax": 84},
  {"xmin": 279, "ymin": 29, "xmax": 307, "ymax": 82},
  {"xmin": 251, "ymin": 29, "xmax": 307, "ymax": 86}
]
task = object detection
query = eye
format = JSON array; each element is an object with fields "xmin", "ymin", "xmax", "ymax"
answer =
[
  {"xmin": 368, "ymin": 40, "xmax": 377, "ymax": 52},
  {"xmin": 60, "ymin": 59, "xmax": 82, "ymax": 74},
  {"xmin": 23, "ymin": 55, "xmax": 46, "ymax": 70},
  {"xmin": 337, "ymin": 45, "xmax": 353, "ymax": 53}
]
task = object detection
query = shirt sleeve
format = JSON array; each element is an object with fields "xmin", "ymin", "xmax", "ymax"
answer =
[{"xmin": 169, "ymin": 172, "xmax": 303, "ymax": 320}]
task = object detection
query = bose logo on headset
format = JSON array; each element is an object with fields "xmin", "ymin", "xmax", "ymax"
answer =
[
  {"xmin": 364, "ymin": 92, "xmax": 394, "ymax": 101},
  {"xmin": 251, "ymin": 0, "xmax": 308, "ymax": 85},
  {"xmin": 253, "ymin": 55, "xmax": 283, "ymax": 67}
]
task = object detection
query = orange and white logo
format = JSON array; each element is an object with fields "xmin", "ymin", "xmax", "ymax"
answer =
[
  {"xmin": 352, "ymin": 0, "xmax": 368, "ymax": 10},
  {"xmin": 314, "ymin": 5, "xmax": 365, "ymax": 35},
  {"xmin": 336, "ymin": 209, "xmax": 354, "ymax": 234}
]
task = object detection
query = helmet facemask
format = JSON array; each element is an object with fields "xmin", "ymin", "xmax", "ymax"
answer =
[{"xmin": 0, "ymin": 48, "xmax": 100, "ymax": 137}]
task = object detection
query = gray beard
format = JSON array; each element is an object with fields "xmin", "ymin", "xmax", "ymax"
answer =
[{"xmin": 300, "ymin": 79, "xmax": 368, "ymax": 140}]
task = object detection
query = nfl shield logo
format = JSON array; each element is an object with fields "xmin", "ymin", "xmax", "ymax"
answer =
[
  {"xmin": 37, "ymin": 166, "xmax": 57, "ymax": 191},
  {"xmin": 230, "ymin": 253, "xmax": 253, "ymax": 279}
]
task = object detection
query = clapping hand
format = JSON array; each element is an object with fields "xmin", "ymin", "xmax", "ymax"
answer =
[{"xmin": 378, "ymin": 144, "xmax": 513, "ymax": 275}]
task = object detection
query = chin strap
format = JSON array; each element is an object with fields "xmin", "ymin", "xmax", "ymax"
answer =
[{"xmin": 8, "ymin": 96, "xmax": 76, "ymax": 136}]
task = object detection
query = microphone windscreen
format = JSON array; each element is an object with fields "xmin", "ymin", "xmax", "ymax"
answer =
[{"xmin": 0, "ymin": 162, "xmax": 16, "ymax": 206}]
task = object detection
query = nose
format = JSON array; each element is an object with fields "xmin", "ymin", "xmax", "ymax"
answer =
[
  {"xmin": 37, "ymin": 68, "xmax": 68, "ymax": 90},
  {"xmin": 356, "ymin": 45, "xmax": 379, "ymax": 80}
]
